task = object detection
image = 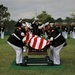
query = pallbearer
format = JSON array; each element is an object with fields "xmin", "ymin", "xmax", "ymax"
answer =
[
  {"xmin": 7, "ymin": 23, "xmax": 26, "ymax": 66},
  {"xmin": 45, "ymin": 22, "xmax": 67, "ymax": 66},
  {"xmin": 31, "ymin": 18, "xmax": 41, "ymax": 36}
]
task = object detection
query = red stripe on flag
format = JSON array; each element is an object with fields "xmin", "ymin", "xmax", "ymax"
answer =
[
  {"xmin": 38, "ymin": 38, "xmax": 43, "ymax": 50},
  {"xmin": 28, "ymin": 34, "xmax": 35, "ymax": 43},
  {"xmin": 32, "ymin": 34, "xmax": 35, "ymax": 37},
  {"xmin": 32, "ymin": 36, "xmax": 38, "ymax": 48}
]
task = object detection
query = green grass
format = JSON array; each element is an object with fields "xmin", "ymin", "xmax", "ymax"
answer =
[{"xmin": 0, "ymin": 36, "xmax": 75, "ymax": 75}]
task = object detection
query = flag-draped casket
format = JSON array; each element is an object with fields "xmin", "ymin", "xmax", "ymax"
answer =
[{"xmin": 22, "ymin": 32, "xmax": 50, "ymax": 50}]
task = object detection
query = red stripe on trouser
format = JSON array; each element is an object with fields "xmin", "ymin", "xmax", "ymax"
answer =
[
  {"xmin": 38, "ymin": 38, "xmax": 43, "ymax": 50},
  {"xmin": 32, "ymin": 37, "xmax": 38, "ymax": 48}
]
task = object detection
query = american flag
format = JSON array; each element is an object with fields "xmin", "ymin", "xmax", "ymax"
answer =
[{"xmin": 22, "ymin": 32, "xmax": 50, "ymax": 50}]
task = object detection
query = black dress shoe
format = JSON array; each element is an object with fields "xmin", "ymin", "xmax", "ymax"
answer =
[
  {"xmin": 54, "ymin": 64, "xmax": 60, "ymax": 66},
  {"xmin": 16, "ymin": 63, "xmax": 27, "ymax": 66},
  {"xmin": 51, "ymin": 64, "xmax": 60, "ymax": 66},
  {"xmin": 49, "ymin": 60, "xmax": 54, "ymax": 66},
  {"xmin": 16, "ymin": 63, "xmax": 23, "ymax": 66}
]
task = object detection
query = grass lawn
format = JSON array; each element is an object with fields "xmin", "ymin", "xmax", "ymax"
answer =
[{"xmin": 0, "ymin": 36, "xmax": 75, "ymax": 75}]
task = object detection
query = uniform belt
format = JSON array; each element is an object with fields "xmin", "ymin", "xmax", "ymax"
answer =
[
  {"xmin": 12, "ymin": 33, "xmax": 21, "ymax": 40},
  {"xmin": 54, "ymin": 33, "xmax": 61, "ymax": 39}
]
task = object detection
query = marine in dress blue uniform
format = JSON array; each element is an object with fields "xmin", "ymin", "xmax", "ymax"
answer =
[
  {"xmin": 7, "ymin": 22, "xmax": 26, "ymax": 66},
  {"xmin": 45, "ymin": 23, "xmax": 67, "ymax": 65},
  {"xmin": 31, "ymin": 18, "xmax": 41, "ymax": 36}
]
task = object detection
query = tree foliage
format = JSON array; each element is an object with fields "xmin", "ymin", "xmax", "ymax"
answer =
[
  {"xmin": 0, "ymin": 4, "xmax": 75, "ymax": 34},
  {"xmin": 0, "ymin": 4, "xmax": 10, "ymax": 23},
  {"xmin": 3, "ymin": 19, "xmax": 16, "ymax": 34},
  {"xmin": 37, "ymin": 11, "xmax": 54, "ymax": 23},
  {"xmin": 55, "ymin": 18, "xmax": 63, "ymax": 23},
  {"xmin": 0, "ymin": 4, "xmax": 16, "ymax": 34},
  {"xmin": 70, "ymin": 13, "xmax": 75, "ymax": 22}
]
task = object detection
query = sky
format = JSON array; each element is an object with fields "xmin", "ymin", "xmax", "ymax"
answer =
[{"xmin": 0, "ymin": 0, "xmax": 75, "ymax": 21}]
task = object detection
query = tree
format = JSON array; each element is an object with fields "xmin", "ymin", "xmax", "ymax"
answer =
[
  {"xmin": 4, "ymin": 19, "xmax": 16, "ymax": 35},
  {"xmin": 25, "ymin": 18, "xmax": 33, "ymax": 23},
  {"xmin": 0, "ymin": 4, "xmax": 10, "ymax": 23},
  {"xmin": 37, "ymin": 11, "xmax": 54, "ymax": 23},
  {"xmin": 70, "ymin": 13, "xmax": 75, "ymax": 22},
  {"xmin": 65, "ymin": 17, "xmax": 72, "ymax": 24},
  {"xmin": 55, "ymin": 18, "xmax": 63, "ymax": 23}
]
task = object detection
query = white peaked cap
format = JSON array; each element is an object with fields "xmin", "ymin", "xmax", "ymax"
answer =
[
  {"xmin": 44, "ymin": 22, "xmax": 50, "ymax": 26},
  {"xmin": 38, "ymin": 24, "xmax": 45, "ymax": 29},
  {"xmin": 34, "ymin": 17, "xmax": 39, "ymax": 21},
  {"xmin": 18, "ymin": 19, "xmax": 22, "ymax": 22},
  {"xmin": 25, "ymin": 22, "xmax": 32, "ymax": 29},
  {"xmin": 22, "ymin": 23, "xmax": 26, "ymax": 26},
  {"xmin": 50, "ymin": 23, "xmax": 54, "ymax": 27}
]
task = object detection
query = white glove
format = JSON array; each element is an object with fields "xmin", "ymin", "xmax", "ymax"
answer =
[
  {"xmin": 23, "ymin": 46, "xmax": 26, "ymax": 52},
  {"xmin": 21, "ymin": 32, "xmax": 25, "ymax": 36},
  {"xmin": 49, "ymin": 37, "xmax": 53, "ymax": 41}
]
